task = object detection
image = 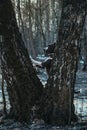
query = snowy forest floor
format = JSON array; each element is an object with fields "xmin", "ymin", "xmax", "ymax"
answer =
[{"xmin": 0, "ymin": 69, "xmax": 87, "ymax": 129}]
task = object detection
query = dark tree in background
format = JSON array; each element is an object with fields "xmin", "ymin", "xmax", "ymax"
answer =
[
  {"xmin": 43, "ymin": 0, "xmax": 86, "ymax": 125},
  {"xmin": 80, "ymin": 16, "xmax": 87, "ymax": 71},
  {"xmin": 0, "ymin": 0, "xmax": 43, "ymax": 122}
]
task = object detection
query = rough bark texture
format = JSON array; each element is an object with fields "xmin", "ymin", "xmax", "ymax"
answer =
[
  {"xmin": 42, "ymin": 0, "xmax": 86, "ymax": 125},
  {"xmin": 0, "ymin": 0, "xmax": 43, "ymax": 122}
]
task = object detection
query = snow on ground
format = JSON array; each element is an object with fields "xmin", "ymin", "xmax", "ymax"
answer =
[
  {"xmin": 0, "ymin": 61, "xmax": 87, "ymax": 129},
  {"xmin": 74, "ymin": 71, "xmax": 87, "ymax": 122}
]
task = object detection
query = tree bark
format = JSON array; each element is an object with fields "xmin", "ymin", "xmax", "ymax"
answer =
[
  {"xmin": 28, "ymin": 0, "xmax": 37, "ymax": 57},
  {"xmin": 81, "ymin": 15, "xmax": 87, "ymax": 71},
  {"xmin": 43, "ymin": 0, "xmax": 86, "ymax": 125},
  {"xmin": 0, "ymin": 0, "xmax": 43, "ymax": 122}
]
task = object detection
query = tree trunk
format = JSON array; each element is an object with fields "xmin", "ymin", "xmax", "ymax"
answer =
[
  {"xmin": 43, "ymin": 0, "xmax": 86, "ymax": 125},
  {"xmin": 0, "ymin": 0, "xmax": 43, "ymax": 122},
  {"xmin": 28, "ymin": 0, "xmax": 37, "ymax": 57},
  {"xmin": 81, "ymin": 15, "xmax": 87, "ymax": 71}
]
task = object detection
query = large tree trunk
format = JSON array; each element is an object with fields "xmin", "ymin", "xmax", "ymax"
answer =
[
  {"xmin": 0, "ymin": 0, "xmax": 43, "ymax": 122},
  {"xmin": 43, "ymin": 0, "xmax": 86, "ymax": 125}
]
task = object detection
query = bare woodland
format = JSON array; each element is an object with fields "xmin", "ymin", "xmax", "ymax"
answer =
[{"xmin": 0, "ymin": 0, "xmax": 87, "ymax": 129}]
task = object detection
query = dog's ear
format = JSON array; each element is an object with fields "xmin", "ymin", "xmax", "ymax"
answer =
[{"xmin": 44, "ymin": 43, "xmax": 56, "ymax": 55}]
